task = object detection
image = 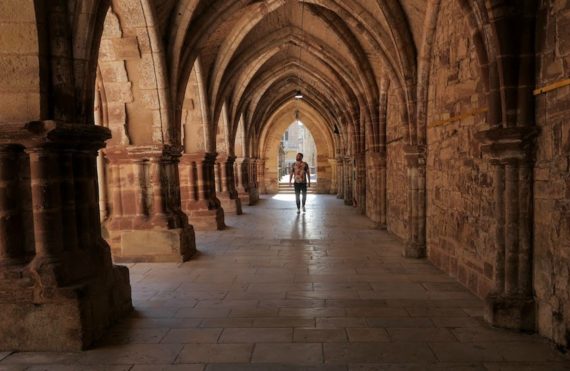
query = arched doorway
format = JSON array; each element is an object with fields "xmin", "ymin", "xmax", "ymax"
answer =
[
  {"xmin": 278, "ymin": 113, "xmax": 318, "ymax": 187},
  {"xmin": 260, "ymin": 101, "xmax": 335, "ymax": 194}
]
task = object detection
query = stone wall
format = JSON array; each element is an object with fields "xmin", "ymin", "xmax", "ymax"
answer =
[
  {"xmin": 534, "ymin": 0, "xmax": 570, "ymax": 348},
  {"xmin": 425, "ymin": 0, "xmax": 495, "ymax": 298},
  {"xmin": 386, "ymin": 90, "xmax": 408, "ymax": 241},
  {"xmin": 98, "ymin": 5, "xmax": 166, "ymax": 145},
  {"xmin": 98, "ymin": 9, "xmax": 135, "ymax": 145},
  {"xmin": 0, "ymin": 0, "xmax": 40, "ymax": 122}
]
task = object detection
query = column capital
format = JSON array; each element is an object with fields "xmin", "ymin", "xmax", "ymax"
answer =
[
  {"xmin": 0, "ymin": 121, "xmax": 111, "ymax": 151},
  {"xmin": 404, "ymin": 145, "xmax": 426, "ymax": 167},
  {"xmin": 105, "ymin": 144, "xmax": 182, "ymax": 163},
  {"xmin": 476, "ymin": 126, "xmax": 539, "ymax": 162}
]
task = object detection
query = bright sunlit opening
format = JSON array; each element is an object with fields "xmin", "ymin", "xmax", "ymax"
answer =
[{"xmin": 271, "ymin": 194, "xmax": 296, "ymax": 201}]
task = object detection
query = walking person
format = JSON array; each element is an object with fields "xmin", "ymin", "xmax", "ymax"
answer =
[{"xmin": 289, "ymin": 153, "xmax": 311, "ymax": 213}]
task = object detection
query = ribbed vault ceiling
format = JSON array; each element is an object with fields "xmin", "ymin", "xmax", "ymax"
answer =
[{"xmin": 151, "ymin": 0, "xmax": 427, "ymax": 152}]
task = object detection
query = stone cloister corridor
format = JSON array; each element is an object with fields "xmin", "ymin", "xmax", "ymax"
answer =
[
  {"xmin": 1, "ymin": 195, "xmax": 568, "ymax": 369},
  {"xmin": 1, "ymin": 0, "xmax": 570, "ymax": 368}
]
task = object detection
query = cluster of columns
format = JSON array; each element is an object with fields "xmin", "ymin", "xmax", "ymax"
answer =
[
  {"xmin": 477, "ymin": 126, "xmax": 538, "ymax": 331},
  {"xmin": 179, "ymin": 152, "xmax": 225, "ymax": 231},
  {"xmin": 236, "ymin": 157, "xmax": 259, "ymax": 204},
  {"xmin": 103, "ymin": 145, "xmax": 197, "ymax": 262},
  {"xmin": 99, "ymin": 147, "xmax": 261, "ymax": 260},
  {"xmin": 0, "ymin": 121, "xmax": 132, "ymax": 351},
  {"xmin": 215, "ymin": 155, "xmax": 242, "ymax": 215},
  {"xmin": 336, "ymin": 150, "xmax": 389, "ymax": 229}
]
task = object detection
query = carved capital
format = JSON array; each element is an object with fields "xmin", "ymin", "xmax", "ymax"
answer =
[
  {"xmin": 0, "ymin": 121, "xmax": 111, "ymax": 152},
  {"xmin": 404, "ymin": 145, "xmax": 426, "ymax": 168},
  {"xmin": 476, "ymin": 126, "xmax": 539, "ymax": 162}
]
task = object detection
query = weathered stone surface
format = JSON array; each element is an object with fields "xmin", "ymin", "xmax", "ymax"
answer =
[
  {"xmin": 0, "ymin": 123, "xmax": 132, "ymax": 351},
  {"xmin": 386, "ymin": 91, "xmax": 408, "ymax": 241},
  {"xmin": 425, "ymin": 0, "xmax": 494, "ymax": 299},
  {"xmin": 102, "ymin": 146, "xmax": 197, "ymax": 262},
  {"xmin": 534, "ymin": 0, "xmax": 570, "ymax": 349},
  {"xmin": 1, "ymin": 0, "xmax": 570, "ymax": 355}
]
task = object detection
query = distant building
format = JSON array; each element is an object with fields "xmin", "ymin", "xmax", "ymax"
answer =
[{"xmin": 279, "ymin": 118, "xmax": 317, "ymax": 180}]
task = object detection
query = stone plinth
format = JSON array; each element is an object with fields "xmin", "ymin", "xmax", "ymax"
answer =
[
  {"xmin": 485, "ymin": 293, "xmax": 536, "ymax": 332},
  {"xmin": 215, "ymin": 155, "xmax": 242, "ymax": 215},
  {"xmin": 0, "ymin": 261, "xmax": 131, "ymax": 351},
  {"xmin": 235, "ymin": 157, "xmax": 258, "ymax": 205},
  {"xmin": 0, "ymin": 121, "xmax": 132, "ymax": 351},
  {"xmin": 103, "ymin": 146, "xmax": 196, "ymax": 262},
  {"xmin": 477, "ymin": 126, "xmax": 538, "ymax": 333},
  {"xmin": 180, "ymin": 152, "xmax": 226, "ymax": 230}
]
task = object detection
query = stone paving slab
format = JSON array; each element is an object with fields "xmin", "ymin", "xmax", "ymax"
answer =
[{"xmin": 1, "ymin": 195, "xmax": 569, "ymax": 369}]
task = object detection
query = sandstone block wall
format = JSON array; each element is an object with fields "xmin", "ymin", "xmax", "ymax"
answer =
[
  {"xmin": 425, "ymin": 0, "xmax": 495, "ymax": 298},
  {"xmin": 0, "ymin": 0, "xmax": 40, "ymax": 122},
  {"xmin": 386, "ymin": 91, "xmax": 408, "ymax": 241},
  {"xmin": 534, "ymin": 0, "xmax": 570, "ymax": 348},
  {"xmin": 97, "ymin": 4, "xmax": 166, "ymax": 145}
]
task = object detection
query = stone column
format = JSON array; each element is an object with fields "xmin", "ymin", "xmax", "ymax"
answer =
[
  {"xmin": 0, "ymin": 121, "xmax": 132, "ymax": 351},
  {"xmin": 476, "ymin": 126, "xmax": 538, "ymax": 332},
  {"xmin": 215, "ymin": 155, "xmax": 242, "ymax": 215},
  {"xmin": 235, "ymin": 157, "xmax": 251, "ymax": 205},
  {"xmin": 343, "ymin": 156, "xmax": 353, "ymax": 206},
  {"xmin": 378, "ymin": 153, "xmax": 387, "ymax": 228},
  {"xmin": 404, "ymin": 145, "xmax": 427, "ymax": 258},
  {"xmin": 366, "ymin": 151, "xmax": 387, "ymax": 228},
  {"xmin": 180, "ymin": 152, "xmax": 225, "ymax": 230},
  {"xmin": 329, "ymin": 158, "xmax": 337, "ymax": 194},
  {"xmin": 248, "ymin": 158, "xmax": 259, "ymax": 204},
  {"xmin": 355, "ymin": 152, "xmax": 366, "ymax": 213},
  {"xmin": 257, "ymin": 158, "xmax": 266, "ymax": 194},
  {"xmin": 336, "ymin": 157, "xmax": 344, "ymax": 199},
  {"xmin": 103, "ymin": 145, "xmax": 196, "ymax": 262}
]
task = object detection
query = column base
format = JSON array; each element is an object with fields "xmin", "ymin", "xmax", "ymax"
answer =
[
  {"xmin": 375, "ymin": 223, "xmax": 387, "ymax": 230},
  {"xmin": 218, "ymin": 193, "xmax": 243, "ymax": 215},
  {"xmin": 337, "ymin": 194, "xmax": 344, "ymax": 199},
  {"xmin": 485, "ymin": 293, "xmax": 536, "ymax": 332},
  {"xmin": 344, "ymin": 198, "xmax": 353, "ymax": 206},
  {"xmin": 249, "ymin": 188, "xmax": 259, "ymax": 205},
  {"xmin": 188, "ymin": 207, "xmax": 226, "ymax": 231},
  {"xmin": 107, "ymin": 225, "xmax": 196, "ymax": 263},
  {"xmin": 404, "ymin": 242, "xmax": 426, "ymax": 258},
  {"xmin": 0, "ymin": 264, "xmax": 132, "ymax": 351},
  {"xmin": 237, "ymin": 192, "xmax": 250, "ymax": 206}
]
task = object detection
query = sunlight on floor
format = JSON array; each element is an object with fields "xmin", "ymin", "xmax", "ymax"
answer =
[
  {"xmin": 271, "ymin": 194, "xmax": 295, "ymax": 201},
  {"xmin": 271, "ymin": 193, "xmax": 316, "ymax": 202}
]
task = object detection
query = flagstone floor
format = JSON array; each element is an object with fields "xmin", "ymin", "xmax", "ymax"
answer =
[{"xmin": 1, "ymin": 194, "xmax": 569, "ymax": 370}]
